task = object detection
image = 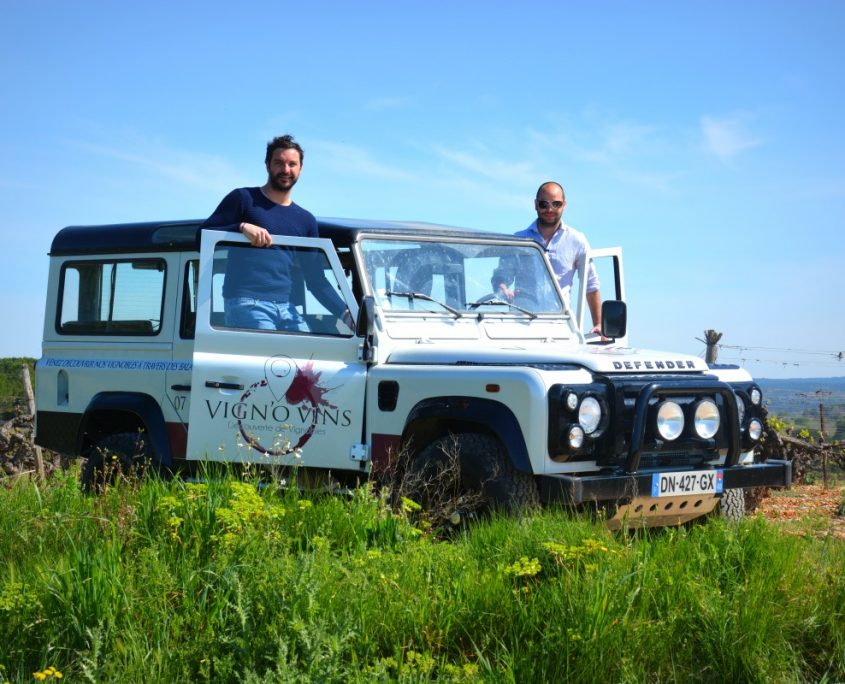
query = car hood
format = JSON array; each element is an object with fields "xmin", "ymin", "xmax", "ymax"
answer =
[{"xmin": 385, "ymin": 344, "xmax": 711, "ymax": 374}]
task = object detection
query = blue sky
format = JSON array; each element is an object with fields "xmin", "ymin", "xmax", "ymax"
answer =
[{"xmin": 1, "ymin": 0, "xmax": 843, "ymax": 379}]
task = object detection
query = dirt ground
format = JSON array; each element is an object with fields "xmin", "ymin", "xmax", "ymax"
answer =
[{"xmin": 756, "ymin": 483, "xmax": 845, "ymax": 540}]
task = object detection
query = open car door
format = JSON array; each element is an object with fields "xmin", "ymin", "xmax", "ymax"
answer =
[
  {"xmin": 186, "ymin": 230, "xmax": 368, "ymax": 469},
  {"xmin": 575, "ymin": 246, "xmax": 628, "ymax": 346}
]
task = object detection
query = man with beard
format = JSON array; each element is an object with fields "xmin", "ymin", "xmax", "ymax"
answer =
[
  {"xmin": 493, "ymin": 181, "xmax": 602, "ymax": 333},
  {"xmin": 201, "ymin": 135, "xmax": 350, "ymax": 331}
]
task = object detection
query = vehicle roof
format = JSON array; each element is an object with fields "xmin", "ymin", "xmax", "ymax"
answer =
[{"xmin": 49, "ymin": 217, "xmax": 519, "ymax": 256}]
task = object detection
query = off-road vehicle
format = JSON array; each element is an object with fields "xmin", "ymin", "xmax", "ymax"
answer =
[{"xmin": 35, "ymin": 218, "xmax": 791, "ymax": 526}]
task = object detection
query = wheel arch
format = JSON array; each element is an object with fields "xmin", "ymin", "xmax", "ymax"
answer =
[
  {"xmin": 401, "ymin": 396, "xmax": 532, "ymax": 473},
  {"xmin": 78, "ymin": 392, "xmax": 172, "ymax": 466}
]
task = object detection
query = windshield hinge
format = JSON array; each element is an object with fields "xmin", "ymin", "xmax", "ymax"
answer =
[{"xmin": 357, "ymin": 343, "xmax": 377, "ymax": 363}]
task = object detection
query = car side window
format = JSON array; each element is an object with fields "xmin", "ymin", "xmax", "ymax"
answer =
[
  {"xmin": 180, "ymin": 259, "xmax": 199, "ymax": 339},
  {"xmin": 210, "ymin": 243, "xmax": 353, "ymax": 336},
  {"xmin": 57, "ymin": 259, "xmax": 166, "ymax": 335}
]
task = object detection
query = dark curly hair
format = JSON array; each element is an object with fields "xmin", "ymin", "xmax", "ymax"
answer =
[{"xmin": 265, "ymin": 135, "xmax": 304, "ymax": 165}]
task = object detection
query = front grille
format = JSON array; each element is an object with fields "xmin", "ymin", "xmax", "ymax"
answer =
[{"xmin": 637, "ymin": 450, "xmax": 708, "ymax": 469}]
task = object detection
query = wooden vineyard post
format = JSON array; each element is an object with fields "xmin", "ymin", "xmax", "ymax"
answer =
[
  {"xmin": 21, "ymin": 364, "xmax": 46, "ymax": 481},
  {"xmin": 704, "ymin": 330, "xmax": 722, "ymax": 364},
  {"xmin": 819, "ymin": 401, "xmax": 828, "ymax": 490}
]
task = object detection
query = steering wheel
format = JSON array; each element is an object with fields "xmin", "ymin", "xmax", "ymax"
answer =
[{"xmin": 468, "ymin": 293, "xmax": 508, "ymax": 309}]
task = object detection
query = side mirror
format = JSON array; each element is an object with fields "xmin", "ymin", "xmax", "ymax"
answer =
[
  {"xmin": 601, "ymin": 300, "xmax": 627, "ymax": 339},
  {"xmin": 356, "ymin": 296, "xmax": 377, "ymax": 363},
  {"xmin": 356, "ymin": 295, "xmax": 375, "ymax": 338}
]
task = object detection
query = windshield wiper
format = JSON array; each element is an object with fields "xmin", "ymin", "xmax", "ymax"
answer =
[
  {"xmin": 384, "ymin": 290, "xmax": 463, "ymax": 318},
  {"xmin": 467, "ymin": 295, "xmax": 537, "ymax": 319}
]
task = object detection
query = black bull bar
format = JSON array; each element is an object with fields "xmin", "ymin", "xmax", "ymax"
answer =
[{"xmin": 538, "ymin": 460, "xmax": 792, "ymax": 505}]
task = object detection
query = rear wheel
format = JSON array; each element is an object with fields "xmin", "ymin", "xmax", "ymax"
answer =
[{"xmin": 81, "ymin": 432, "xmax": 151, "ymax": 492}]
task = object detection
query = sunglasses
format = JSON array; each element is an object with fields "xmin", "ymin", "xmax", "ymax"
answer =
[{"xmin": 536, "ymin": 200, "xmax": 563, "ymax": 209}]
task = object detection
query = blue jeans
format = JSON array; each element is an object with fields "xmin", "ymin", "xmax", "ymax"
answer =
[{"xmin": 224, "ymin": 298, "xmax": 307, "ymax": 332}]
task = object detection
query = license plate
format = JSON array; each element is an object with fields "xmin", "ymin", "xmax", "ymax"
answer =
[{"xmin": 651, "ymin": 469, "xmax": 724, "ymax": 497}]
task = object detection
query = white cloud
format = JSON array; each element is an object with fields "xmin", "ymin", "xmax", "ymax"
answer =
[
  {"xmin": 364, "ymin": 95, "xmax": 413, "ymax": 111},
  {"xmin": 525, "ymin": 121, "xmax": 678, "ymax": 193},
  {"xmin": 790, "ymin": 175, "xmax": 845, "ymax": 199},
  {"xmin": 308, "ymin": 140, "xmax": 418, "ymax": 181},
  {"xmin": 700, "ymin": 113, "xmax": 764, "ymax": 162},
  {"xmin": 432, "ymin": 143, "xmax": 534, "ymax": 182},
  {"xmin": 0, "ymin": 177, "xmax": 41, "ymax": 191},
  {"xmin": 575, "ymin": 122, "xmax": 658, "ymax": 164},
  {"xmin": 68, "ymin": 138, "xmax": 244, "ymax": 192}
]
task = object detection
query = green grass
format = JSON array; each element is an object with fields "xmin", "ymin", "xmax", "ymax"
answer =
[{"xmin": 1, "ymin": 467, "xmax": 844, "ymax": 683}]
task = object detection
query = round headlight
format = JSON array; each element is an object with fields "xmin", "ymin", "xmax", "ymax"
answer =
[
  {"xmin": 750, "ymin": 388, "xmax": 762, "ymax": 406},
  {"xmin": 565, "ymin": 392, "xmax": 579, "ymax": 412},
  {"xmin": 656, "ymin": 401, "xmax": 684, "ymax": 441},
  {"xmin": 693, "ymin": 399, "xmax": 720, "ymax": 439},
  {"xmin": 568, "ymin": 425, "xmax": 585, "ymax": 449},
  {"xmin": 578, "ymin": 396, "xmax": 602, "ymax": 435},
  {"xmin": 748, "ymin": 418, "xmax": 763, "ymax": 441}
]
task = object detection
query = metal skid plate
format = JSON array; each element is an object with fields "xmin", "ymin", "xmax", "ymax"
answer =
[{"xmin": 605, "ymin": 494, "xmax": 720, "ymax": 530}]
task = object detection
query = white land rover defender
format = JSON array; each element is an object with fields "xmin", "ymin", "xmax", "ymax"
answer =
[{"xmin": 35, "ymin": 218, "xmax": 790, "ymax": 526}]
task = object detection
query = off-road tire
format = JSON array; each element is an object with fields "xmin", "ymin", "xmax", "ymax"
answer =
[
  {"xmin": 405, "ymin": 439, "xmax": 459, "ymax": 511},
  {"xmin": 718, "ymin": 488, "xmax": 746, "ymax": 523},
  {"xmin": 412, "ymin": 432, "xmax": 539, "ymax": 513},
  {"xmin": 81, "ymin": 432, "xmax": 151, "ymax": 492}
]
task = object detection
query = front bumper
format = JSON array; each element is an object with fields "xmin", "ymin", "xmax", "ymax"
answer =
[{"xmin": 537, "ymin": 459, "xmax": 792, "ymax": 505}]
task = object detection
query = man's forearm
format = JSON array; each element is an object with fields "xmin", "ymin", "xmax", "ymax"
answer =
[{"xmin": 587, "ymin": 290, "xmax": 602, "ymax": 327}]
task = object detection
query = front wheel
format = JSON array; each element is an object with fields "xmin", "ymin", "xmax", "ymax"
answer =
[{"xmin": 410, "ymin": 432, "xmax": 539, "ymax": 514}]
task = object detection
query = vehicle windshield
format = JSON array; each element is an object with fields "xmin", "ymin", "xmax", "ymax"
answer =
[{"xmin": 359, "ymin": 238, "xmax": 565, "ymax": 315}]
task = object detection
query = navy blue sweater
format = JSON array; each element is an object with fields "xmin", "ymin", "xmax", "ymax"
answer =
[{"xmin": 201, "ymin": 187, "xmax": 346, "ymax": 316}]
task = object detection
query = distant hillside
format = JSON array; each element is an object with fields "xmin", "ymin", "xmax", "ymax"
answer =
[
  {"xmin": 0, "ymin": 357, "xmax": 37, "ymax": 418},
  {"xmin": 757, "ymin": 376, "xmax": 845, "ymax": 440},
  {"xmin": 3, "ymin": 357, "xmax": 843, "ymax": 439}
]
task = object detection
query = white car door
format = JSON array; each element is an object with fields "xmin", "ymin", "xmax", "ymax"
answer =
[
  {"xmin": 575, "ymin": 246, "xmax": 628, "ymax": 346},
  {"xmin": 186, "ymin": 230, "xmax": 367, "ymax": 469}
]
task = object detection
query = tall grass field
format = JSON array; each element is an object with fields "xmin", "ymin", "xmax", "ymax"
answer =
[{"xmin": 1, "ymin": 467, "xmax": 843, "ymax": 682}]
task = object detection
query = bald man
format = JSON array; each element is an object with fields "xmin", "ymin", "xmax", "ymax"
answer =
[{"xmin": 499, "ymin": 181, "xmax": 602, "ymax": 332}]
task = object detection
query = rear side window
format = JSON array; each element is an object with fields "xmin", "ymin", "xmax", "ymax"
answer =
[
  {"xmin": 57, "ymin": 259, "xmax": 166, "ymax": 335},
  {"xmin": 180, "ymin": 259, "xmax": 199, "ymax": 339}
]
